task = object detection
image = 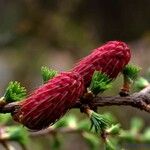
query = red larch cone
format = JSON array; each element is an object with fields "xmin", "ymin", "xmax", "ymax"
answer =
[
  {"xmin": 12, "ymin": 41, "xmax": 131, "ymax": 130},
  {"xmin": 72, "ymin": 41, "xmax": 131, "ymax": 86},
  {"xmin": 12, "ymin": 72, "xmax": 84, "ymax": 130}
]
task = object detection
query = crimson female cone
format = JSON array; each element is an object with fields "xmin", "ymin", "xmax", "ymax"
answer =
[
  {"xmin": 12, "ymin": 72, "xmax": 84, "ymax": 130},
  {"xmin": 12, "ymin": 41, "xmax": 131, "ymax": 130},
  {"xmin": 72, "ymin": 41, "xmax": 131, "ymax": 86}
]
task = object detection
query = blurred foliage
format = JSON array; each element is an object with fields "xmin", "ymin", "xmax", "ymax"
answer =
[
  {"xmin": 0, "ymin": 113, "xmax": 149, "ymax": 150},
  {"xmin": 1, "ymin": 0, "xmax": 150, "ymax": 50},
  {"xmin": 0, "ymin": 0, "xmax": 150, "ymax": 150}
]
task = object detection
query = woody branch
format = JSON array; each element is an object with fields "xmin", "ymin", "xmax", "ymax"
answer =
[
  {"xmin": 74, "ymin": 85, "xmax": 150, "ymax": 113},
  {"xmin": 0, "ymin": 85, "xmax": 150, "ymax": 114}
]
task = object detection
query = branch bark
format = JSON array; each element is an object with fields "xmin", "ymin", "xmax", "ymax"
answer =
[
  {"xmin": 0, "ymin": 86, "xmax": 150, "ymax": 114},
  {"xmin": 74, "ymin": 85, "xmax": 150, "ymax": 113}
]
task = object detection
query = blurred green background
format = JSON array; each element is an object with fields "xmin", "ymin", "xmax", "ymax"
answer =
[{"xmin": 0, "ymin": 0, "xmax": 150, "ymax": 149}]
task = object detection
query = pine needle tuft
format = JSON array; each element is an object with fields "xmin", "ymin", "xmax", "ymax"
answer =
[
  {"xmin": 4, "ymin": 81, "xmax": 26, "ymax": 102},
  {"xmin": 90, "ymin": 111, "xmax": 111, "ymax": 133},
  {"xmin": 90, "ymin": 71, "xmax": 112, "ymax": 95},
  {"xmin": 122, "ymin": 64, "xmax": 141, "ymax": 82},
  {"xmin": 41, "ymin": 66, "xmax": 58, "ymax": 83}
]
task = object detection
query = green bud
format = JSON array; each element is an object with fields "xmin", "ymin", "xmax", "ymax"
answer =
[
  {"xmin": 41, "ymin": 66, "xmax": 58, "ymax": 83},
  {"xmin": 3, "ymin": 81, "xmax": 26, "ymax": 103},
  {"xmin": 90, "ymin": 111, "xmax": 111, "ymax": 133},
  {"xmin": 90, "ymin": 71, "xmax": 112, "ymax": 95},
  {"xmin": 122, "ymin": 64, "xmax": 141, "ymax": 83}
]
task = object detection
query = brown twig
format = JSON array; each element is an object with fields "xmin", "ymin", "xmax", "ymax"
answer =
[
  {"xmin": 0, "ymin": 102, "xmax": 19, "ymax": 114},
  {"xmin": 74, "ymin": 85, "xmax": 150, "ymax": 113},
  {"xmin": 0, "ymin": 86, "xmax": 150, "ymax": 114}
]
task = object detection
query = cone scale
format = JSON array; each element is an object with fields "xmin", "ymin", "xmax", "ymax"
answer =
[{"xmin": 12, "ymin": 41, "xmax": 131, "ymax": 130}]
